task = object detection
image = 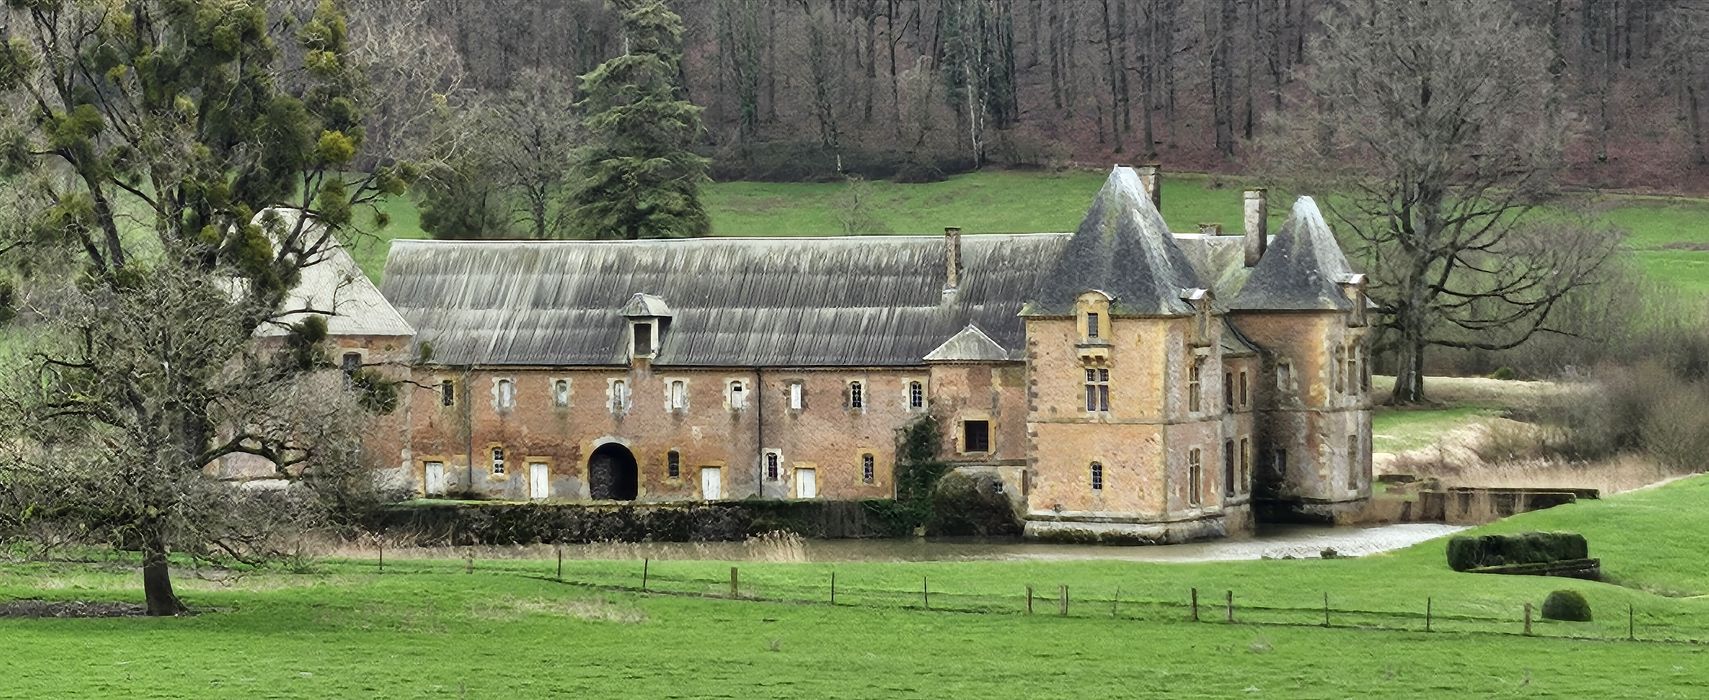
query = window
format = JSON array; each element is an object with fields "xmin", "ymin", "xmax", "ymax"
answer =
[
  {"xmin": 1348, "ymin": 346, "xmax": 1363, "ymax": 396},
  {"xmin": 1239, "ymin": 438, "xmax": 1251, "ymax": 494},
  {"xmin": 1223, "ymin": 372, "xmax": 1234, "ymax": 413},
  {"xmin": 1276, "ymin": 361, "xmax": 1292, "ymax": 392},
  {"xmin": 908, "ymin": 381, "xmax": 925, "ymax": 410},
  {"xmin": 1238, "ymin": 371, "xmax": 1249, "ymax": 407},
  {"xmin": 1223, "ymin": 440, "xmax": 1235, "ymax": 497},
  {"xmin": 963, "ymin": 420, "xmax": 990, "ymax": 453},
  {"xmin": 440, "ymin": 379, "xmax": 456, "ymax": 407},
  {"xmin": 765, "ymin": 452, "xmax": 779, "ymax": 481},
  {"xmin": 340, "ymin": 352, "xmax": 361, "ymax": 388},
  {"xmin": 789, "ymin": 382, "xmax": 804, "ymax": 410},
  {"xmin": 633, "ymin": 322, "xmax": 653, "ymax": 356},
  {"xmin": 1275, "ymin": 448, "xmax": 1288, "ymax": 478},
  {"xmin": 669, "ymin": 380, "xmax": 688, "ymax": 410},
  {"xmin": 1090, "ymin": 462, "xmax": 1104, "ymax": 491},
  {"xmin": 497, "ymin": 379, "xmax": 515, "ymax": 409},
  {"xmin": 849, "ymin": 381, "xmax": 864, "ymax": 409},
  {"xmin": 1187, "ymin": 448, "xmax": 1202, "ymax": 506},
  {"xmin": 611, "ymin": 380, "xmax": 630, "ymax": 411},
  {"xmin": 1084, "ymin": 367, "xmax": 1110, "ymax": 412},
  {"xmin": 1334, "ymin": 346, "xmax": 1347, "ymax": 393},
  {"xmin": 862, "ymin": 453, "xmax": 875, "ymax": 484},
  {"xmin": 667, "ymin": 450, "xmax": 681, "ymax": 479},
  {"xmin": 1086, "ymin": 312, "xmax": 1100, "ymax": 339},
  {"xmin": 491, "ymin": 447, "xmax": 506, "ymax": 475},
  {"xmin": 729, "ymin": 380, "xmax": 747, "ymax": 410},
  {"xmin": 1188, "ymin": 361, "xmax": 1203, "ymax": 413},
  {"xmin": 1348, "ymin": 434, "xmax": 1360, "ymax": 490},
  {"xmin": 553, "ymin": 379, "xmax": 570, "ymax": 408}
]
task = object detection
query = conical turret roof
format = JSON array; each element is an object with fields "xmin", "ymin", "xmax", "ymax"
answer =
[
  {"xmin": 1230, "ymin": 196, "xmax": 1359, "ymax": 311},
  {"xmin": 1025, "ymin": 166, "xmax": 1204, "ymax": 317}
]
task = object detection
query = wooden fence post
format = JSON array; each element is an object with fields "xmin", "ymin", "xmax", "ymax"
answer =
[
  {"xmin": 465, "ymin": 549, "xmax": 473, "ymax": 574},
  {"xmin": 1226, "ymin": 590, "xmax": 1235, "ymax": 623},
  {"xmin": 555, "ymin": 543, "xmax": 563, "ymax": 582},
  {"xmin": 1191, "ymin": 588, "xmax": 1200, "ymax": 621},
  {"xmin": 1629, "ymin": 603, "xmax": 1635, "ymax": 641},
  {"xmin": 1323, "ymin": 592, "xmax": 1330, "ymax": 627},
  {"xmin": 1026, "ymin": 585, "xmax": 1033, "ymax": 615},
  {"xmin": 377, "ymin": 536, "xmax": 384, "ymax": 575},
  {"xmin": 1059, "ymin": 585, "xmax": 1069, "ymax": 617},
  {"xmin": 642, "ymin": 558, "xmax": 650, "ymax": 592},
  {"xmin": 1426, "ymin": 597, "xmax": 1433, "ymax": 633},
  {"xmin": 1112, "ymin": 586, "xmax": 1120, "ymax": 618},
  {"xmin": 922, "ymin": 577, "xmax": 930, "ymax": 610},
  {"xmin": 830, "ymin": 571, "xmax": 837, "ymax": 605},
  {"xmin": 730, "ymin": 566, "xmax": 739, "ymax": 598},
  {"xmin": 1524, "ymin": 603, "xmax": 1533, "ymax": 636}
]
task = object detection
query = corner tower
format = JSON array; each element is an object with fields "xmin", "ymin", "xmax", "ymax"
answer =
[
  {"xmin": 1228, "ymin": 196, "xmax": 1372, "ymax": 522},
  {"xmin": 1019, "ymin": 166, "xmax": 1247, "ymax": 543}
]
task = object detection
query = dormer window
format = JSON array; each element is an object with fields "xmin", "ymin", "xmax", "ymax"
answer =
[
  {"xmin": 1339, "ymin": 273, "xmax": 1368, "ymax": 327},
  {"xmin": 1086, "ymin": 312, "xmax": 1100, "ymax": 339},
  {"xmin": 1179, "ymin": 288, "xmax": 1212, "ymax": 346},
  {"xmin": 622, "ymin": 293, "xmax": 673, "ymax": 361},
  {"xmin": 1076, "ymin": 291, "xmax": 1113, "ymax": 345}
]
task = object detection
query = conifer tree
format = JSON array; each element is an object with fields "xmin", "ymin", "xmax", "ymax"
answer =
[{"xmin": 567, "ymin": 0, "xmax": 710, "ymax": 240}]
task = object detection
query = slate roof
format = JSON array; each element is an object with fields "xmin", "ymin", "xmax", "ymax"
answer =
[
  {"xmin": 1025, "ymin": 166, "xmax": 1206, "ymax": 317},
  {"xmin": 258, "ymin": 210, "xmax": 415, "ymax": 339},
  {"xmin": 381, "ymin": 234, "xmax": 1070, "ymax": 367},
  {"xmin": 1230, "ymin": 196, "xmax": 1358, "ymax": 311}
]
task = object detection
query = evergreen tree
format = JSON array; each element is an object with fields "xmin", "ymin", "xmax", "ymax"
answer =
[{"xmin": 567, "ymin": 0, "xmax": 710, "ymax": 240}]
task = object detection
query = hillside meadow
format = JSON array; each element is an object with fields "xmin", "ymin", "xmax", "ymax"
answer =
[{"xmin": 4, "ymin": 476, "xmax": 1709, "ymax": 697}]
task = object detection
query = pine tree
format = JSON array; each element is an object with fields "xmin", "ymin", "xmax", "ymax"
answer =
[{"xmin": 567, "ymin": 0, "xmax": 710, "ymax": 240}]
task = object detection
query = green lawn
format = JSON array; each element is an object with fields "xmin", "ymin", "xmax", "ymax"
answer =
[{"xmin": 7, "ymin": 476, "xmax": 1709, "ymax": 697}]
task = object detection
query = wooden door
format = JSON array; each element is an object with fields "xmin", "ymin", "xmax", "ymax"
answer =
[
  {"xmin": 795, "ymin": 468, "xmax": 817, "ymax": 499},
  {"xmin": 528, "ymin": 463, "xmax": 549, "ymax": 500},
  {"xmin": 424, "ymin": 461, "xmax": 445, "ymax": 497},
  {"xmin": 700, "ymin": 467, "xmax": 722, "ymax": 500}
]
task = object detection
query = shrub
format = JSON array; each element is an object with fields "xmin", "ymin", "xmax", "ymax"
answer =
[
  {"xmin": 1541, "ymin": 590, "xmax": 1593, "ymax": 621},
  {"xmin": 1446, "ymin": 531, "xmax": 1588, "ymax": 571},
  {"xmin": 929, "ymin": 471, "xmax": 1020, "ymax": 537},
  {"xmin": 1488, "ymin": 366, "xmax": 1518, "ymax": 380}
]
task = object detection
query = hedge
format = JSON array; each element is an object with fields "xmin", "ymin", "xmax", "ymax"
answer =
[{"xmin": 1446, "ymin": 531, "xmax": 1589, "ymax": 572}]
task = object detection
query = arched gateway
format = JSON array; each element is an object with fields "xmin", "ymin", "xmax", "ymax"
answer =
[{"xmin": 587, "ymin": 443, "xmax": 639, "ymax": 501}]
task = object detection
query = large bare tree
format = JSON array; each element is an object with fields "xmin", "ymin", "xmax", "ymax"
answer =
[
  {"xmin": 1265, "ymin": 0, "xmax": 1619, "ymax": 404},
  {"xmin": 0, "ymin": 0, "xmax": 406, "ymax": 614}
]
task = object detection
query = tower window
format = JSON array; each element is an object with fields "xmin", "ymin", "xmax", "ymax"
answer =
[
  {"xmin": 908, "ymin": 381, "xmax": 925, "ymax": 410},
  {"xmin": 862, "ymin": 453, "xmax": 875, "ymax": 484},
  {"xmin": 1187, "ymin": 448, "xmax": 1202, "ymax": 506},
  {"xmin": 1223, "ymin": 372, "xmax": 1234, "ymax": 413},
  {"xmin": 1090, "ymin": 462, "xmax": 1104, "ymax": 491},
  {"xmin": 667, "ymin": 450, "xmax": 681, "ymax": 479},
  {"xmin": 1188, "ymin": 361, "xmax": 1203, "ymax": 413},
  {"xmin": 553, "ymin": 379, "xmax": 570, "ymax": 407},
  {"xmin": 1238, "ymin": 371, "xmax": 1249, "ymax": 407},
  {"xmin": 1239, "ymin": 438, "xmax": 1251, "ymax": 494},
  {"xmin": 1348, "ymin": 434, "xmax": 1360, "ymax": 491},
  {"xmin": 1335, "ymin": 346, "xmax": 1348, "ymax": 393},
  {"xmin": 849, "ymin": 381, "xmax": 864, "ymax": 409},
  {"xmin": 1084, "ymin": 367, "xmax": 1110, "ymax": 413},
  {"xmin": 1223, "ymin": 440, "xmax": 1235, "ymax": 497},
  {"xmin": 962, "ymin": 420, "xmax": 990, "ymax": 453},
  {"xmin": 497, "ymin": 379, "xmax": 515, "ymax": 409}
]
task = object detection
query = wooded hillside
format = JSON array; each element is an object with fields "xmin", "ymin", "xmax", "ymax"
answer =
[{"xmin": 359, "ymin": 0, "xmax": 1709, "ymax": 188}]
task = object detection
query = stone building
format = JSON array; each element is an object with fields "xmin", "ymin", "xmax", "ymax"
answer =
[{"xmin": 332, "ymin": 166, "xmax": 1371, "ymax": 543}]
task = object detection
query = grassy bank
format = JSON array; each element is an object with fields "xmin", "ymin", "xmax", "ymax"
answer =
[{"xmin": 5, "ymin": 476, "xmax": 1709, "ymax": 697}]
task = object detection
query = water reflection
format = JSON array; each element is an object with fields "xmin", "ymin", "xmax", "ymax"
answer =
[{"xmin": 366, "ymin": 523, "xmax": 1466, "ymax": 564}]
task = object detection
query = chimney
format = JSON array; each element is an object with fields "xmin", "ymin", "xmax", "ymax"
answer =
[
  {"xmin": 943, "ymin": 226, "xmax": 963, "ymax": 293},
  {"xmin": 1243, "ymin": 188, "xmax": 1268, "ymax": 267},
  {"xmin": 1135, "ymin": 164, "xmax": 1162, "ymax": 211}
]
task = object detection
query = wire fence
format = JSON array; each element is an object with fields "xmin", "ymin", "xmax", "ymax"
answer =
[{"xmin": 353, "ymin": 551, "xmax": 1709, "ymax": 647}]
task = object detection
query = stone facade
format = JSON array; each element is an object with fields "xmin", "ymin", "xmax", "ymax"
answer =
[{"xmin": 337, "ymin": 166, "xmax": 1371, "ymax": 544}]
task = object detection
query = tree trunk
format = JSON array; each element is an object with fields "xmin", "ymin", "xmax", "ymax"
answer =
[
  {"xmin": 1391, "ymin": 336, "xmax": 1427, "ymax": 405},
  {"xmin": 141, "ymin": 522, "xmax": 185, "ymax": 616}
]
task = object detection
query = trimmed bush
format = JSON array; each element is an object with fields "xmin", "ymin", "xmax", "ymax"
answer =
[
  {"xmin": 929, "ymin": 471, "xmax": 1021, "ymax": 537},
  {"xmin": 1541, "ymin": 590, "xmax": 1593, "ymax": 621},
  {"xmin": 1446, "ymin": 531, "xmax": 1589, "ymax": 571}
]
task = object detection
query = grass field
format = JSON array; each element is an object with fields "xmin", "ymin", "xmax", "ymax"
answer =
[
  {"xmin": 339, "ymin": 170, "xmax": 1709, "ymax": 302},
  {"xmin": 6, "ymin": 476, "xmax": 1709, "ymax": 697}
]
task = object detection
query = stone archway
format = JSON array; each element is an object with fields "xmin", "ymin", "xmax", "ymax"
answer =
[{"xmin": 588, "ymin": 443, "xmax": 639, "ymax": 501}]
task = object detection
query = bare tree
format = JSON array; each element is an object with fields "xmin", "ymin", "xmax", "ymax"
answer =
[
  {"xmin": 1264, "ymin": 0, "xmax": 1620, "ymax": 404},
  {"xmin": 484, "ymin": 69, "xmax": 581, "ymax": 239}
]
